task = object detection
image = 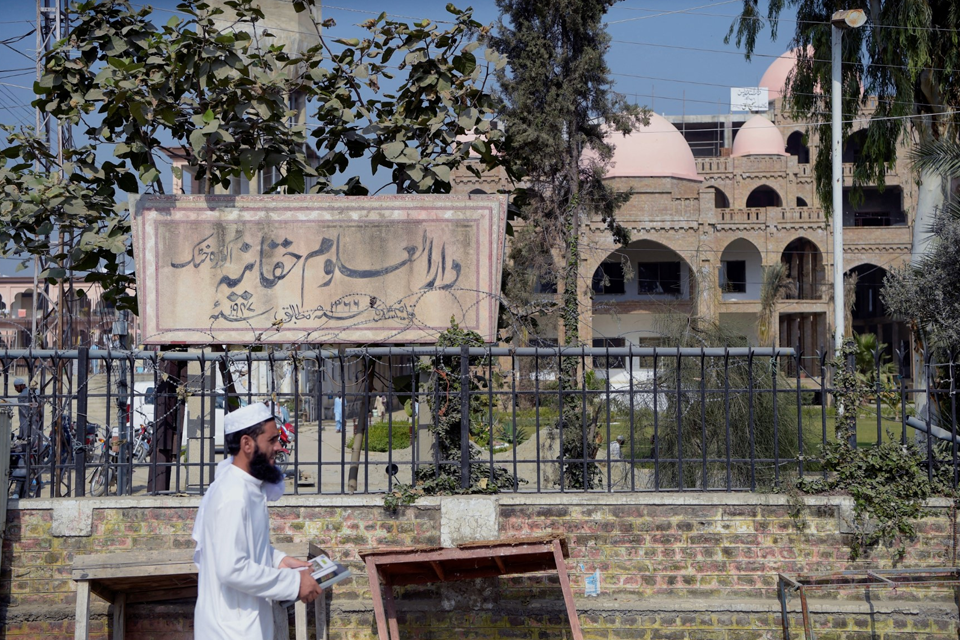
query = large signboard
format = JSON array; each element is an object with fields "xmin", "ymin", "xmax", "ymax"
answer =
[
  {"xmin": 730, "ymin": 87, "xmax": 769, "ymax": 112},
  {"xmin": 131, "ymin": 195, "xmax": 508, "ymax": 345}
]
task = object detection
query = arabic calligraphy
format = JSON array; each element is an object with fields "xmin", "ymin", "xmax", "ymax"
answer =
[{"xmin": 168, "ymin": 224, "xmax": 465, "ymax": 326}]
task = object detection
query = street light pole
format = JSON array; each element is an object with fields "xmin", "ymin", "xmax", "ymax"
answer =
[{"xmin": 831, "ymin": 9, "xmax": 866, "ymax": 354}]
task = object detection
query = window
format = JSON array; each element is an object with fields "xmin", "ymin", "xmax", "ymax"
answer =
[
  {"xmin": 592, "ymin": 262, "xmax": 626, "ymax": 295},
  {"xmin": 721, "ymin": 260, "xmax": 747, "ymax": 293},
  {"xmin": 745, "ymin": 186, "xmax": 782, "ymax": 208},
  {"xmin": 592, "ymin": 338, "xmax": 625, "ymax": 369},
  {"xmin": 534, "ymin": 273, "xmax": 558, "ymax": 294},
  {"xmin": 637, "ymin": 262, "xmax": 681, "ymax": 295}
]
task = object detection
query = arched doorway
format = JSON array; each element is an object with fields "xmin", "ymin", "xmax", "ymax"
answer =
[
  {"xmin": 781, "ymin": 238, "xmax": 823, "ymax": 300},
  {"xmin": 746, "ymin": 185, "xmax": 782, "ymax": 208}
]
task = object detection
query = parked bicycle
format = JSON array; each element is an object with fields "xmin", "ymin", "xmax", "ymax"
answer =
[{"xmin": 88, "ymin": 425, "xmax": 119, "ymax": 497}]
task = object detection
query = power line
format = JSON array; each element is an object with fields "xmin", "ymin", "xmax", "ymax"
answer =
[
  {"xmin": 607, "ymin": 0, "xmax": 741, "ymax": 25},
  {"xmin": 611, "ymin": 37, "xmax": 960, "ymax": 74},
  {"xmin": 323, "ymin": 4, "xmax": 456, "ymax": 24},
  {"xmin": 614, "ymin": 4, "xmax": 960, "ymax": 33}
]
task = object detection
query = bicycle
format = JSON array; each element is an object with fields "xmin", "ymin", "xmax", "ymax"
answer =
[{"xmin": 88, "ymin": 425, "xmax": 118, "ymax": 497}]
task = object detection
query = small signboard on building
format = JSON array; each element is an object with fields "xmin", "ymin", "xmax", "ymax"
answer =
[
  {"xmin": 730, "ymin": 87, "xmax": 769, "ymax": 112},
  {"xmin": 131, "ymin": 194, "xmax": 508, "ymax": 345}
]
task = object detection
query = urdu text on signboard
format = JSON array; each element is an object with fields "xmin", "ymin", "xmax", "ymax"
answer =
[{"xmin": 131, "ymin": 195, "xmax": 508, "ymax": 345}]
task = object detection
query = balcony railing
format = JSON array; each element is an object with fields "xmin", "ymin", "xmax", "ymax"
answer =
[{"xmin": 717, "ymin": 207, "xmax": 825, "ymax": 224}]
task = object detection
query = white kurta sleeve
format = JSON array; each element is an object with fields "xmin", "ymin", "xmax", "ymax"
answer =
[
  {"xmin": 211, "ymin": 498, "xmax": 301, "ymax": 602},
  {"xmin": 271, "ymin": 546, "xmax": 288, "ymax": 569}
]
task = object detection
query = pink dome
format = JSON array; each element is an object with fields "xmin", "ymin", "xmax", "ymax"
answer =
[
  {"xmin": 604, "ymin": 113, "xmax": 701, "ymax": 182},
  {"xmin": 759, "ymin": 47, "xmax": 813, "ymax": 100},
  {"xmin": 731, "ymin": 115, "xmax": 787, "ymax": 157}
]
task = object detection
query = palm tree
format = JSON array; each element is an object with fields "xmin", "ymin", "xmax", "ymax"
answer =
[{"xmin": 757, "ymin": 263, "xmax": 794, "ymax": 346}]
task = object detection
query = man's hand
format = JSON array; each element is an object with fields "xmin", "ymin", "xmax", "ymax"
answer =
[
  {"xmin": 297, "ymin": 569, "xmax": 323, "ymax": 603},
  {"xmin": 280, "ymin": 557, "xmax": 324, "ymax": 603},
  {"xmin": 279, "ymin": 556, "xmax": 311, "ymax": 570}
]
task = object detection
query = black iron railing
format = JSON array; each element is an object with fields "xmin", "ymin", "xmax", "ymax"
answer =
[{"xmin": 0, "ymin": 345, "xmax": 953, "ymax": 498}]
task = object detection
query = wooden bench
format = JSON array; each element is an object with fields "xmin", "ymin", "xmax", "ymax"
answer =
[
  {"xmin": 360, "ymin": 534, "xmax": 583, "ymax": 640},
  {"xmin": 72, "ymin": 544, "xmax": 325, "ymax": 640}
]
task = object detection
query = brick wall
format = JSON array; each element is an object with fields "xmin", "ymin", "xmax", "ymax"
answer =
[{"xmin": 2, "ymin": 494, "xmax": 957, "ymax": 639}]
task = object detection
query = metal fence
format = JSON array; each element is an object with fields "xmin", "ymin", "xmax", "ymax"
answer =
[{"xmin": 0, "ymin": 345, "xmax": 955, "ymax": 499}]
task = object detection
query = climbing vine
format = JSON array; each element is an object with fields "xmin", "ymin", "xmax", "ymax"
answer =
[
  {"xmin": 794, "ymin": 341, "xmax": 957, "ymax": 560},
  {"xmin": 384, "ymin": 319, "xmax": 521, "ymax": 511}
]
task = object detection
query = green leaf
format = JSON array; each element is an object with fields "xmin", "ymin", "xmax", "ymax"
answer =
[
  {"xmin": 382, "ymin": 141, "xmax": 406, "ymax": 160},
  {"xmin": 202, "ymin": 108, "xmax": 216, "ymax": 124},
  {"xmin": 431, "ymin": 164, "xmax": 451, "ymax": 183},
  {"xmin": 117, "ymin": 172, "xmax": 139, "ymax": 193},
  {"xmin": 189, "ymin": 129, "xmax": 206, "ymax": 152},
  {"xmin": 140, "ymin": 167, "xmax": 159, "ymax": 184},
  {"xmin": 286, "ymin": 168, "xmax": 305, "ymax": 193},
  {"xmin": 458, "ymin": 107, "xmax": 479, "ymax": 130},
  {"xmin": 240, "ymin": 149, "xmax": 265, "ymax": 179},
  {"xmin": 130, "ymin": 102, "xmax": 147, "ymax": 126},
  {"xmin": 334, "ymin": 38, "xmax": 360, "ymax": 47}
]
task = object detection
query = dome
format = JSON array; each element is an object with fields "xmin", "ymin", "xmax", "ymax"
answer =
[
  {"xmin": 604, "ymin": 113, "xmax": 701, "ymax": 182},
  {"xmin": 759, "ymin": 47, "xmax": 815, "ymax": 100},
  {"xmin": 731, "ymin": 115, "xmax": 787, "ymax": 157}
]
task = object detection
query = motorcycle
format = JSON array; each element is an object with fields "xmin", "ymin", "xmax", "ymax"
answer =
[
  {"xmin": 132, "ymin": 421, "xmax": 153, "ymax": 464},
  {"xmin": 274, "ymin": 420, "xmax": 294, "ymax": 473}
]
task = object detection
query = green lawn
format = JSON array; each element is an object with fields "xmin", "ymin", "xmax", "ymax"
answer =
[
  {"xmin": 490, "ymin": 404, "xmax": 906, "ymax": 457},
  {"xmin": 800, "ymin": 405, "xmax": 908, "ymax": 447}
]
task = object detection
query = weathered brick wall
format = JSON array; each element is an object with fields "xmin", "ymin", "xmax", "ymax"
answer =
[{"xmin": 2, "ymin": 494, "xmax": 957, "ymax": 639}]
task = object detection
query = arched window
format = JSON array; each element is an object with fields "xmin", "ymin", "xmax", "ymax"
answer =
[
  {"xmin": 711, "ymin": 186, "xmax": 730, "ymax": 209},
  {"xmin": 786, "ymin": 131, "xmax": 810, "ymax": 164},
  {"xmin": 746, "ymin": 185, "xmax": 783, "ymax": 208},
  {"xmin": 469, "ymin": 188, "xmax": 487, "ymax": 195},
  {"xmin": 842, "ymin": 129, "xmax": 868, "ymax": 164},
  {"xmin": 796, "ymin": 196, "xmax": 808, "ymax": 207}
]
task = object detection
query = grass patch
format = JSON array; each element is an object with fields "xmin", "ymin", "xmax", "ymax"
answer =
[
  {"xmin": 346, "ymin": 421, "xmax": 412, "ymax": 452},
  {"xmin": 800, "ymin": 405, "xmax": 907, "ymax": 447}
]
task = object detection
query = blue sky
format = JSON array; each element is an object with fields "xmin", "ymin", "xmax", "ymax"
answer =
[
  {"xmin": 0, "ymin": 0, "xmax": 801, "ymax": 124},
  {"xmin": 0, "ymin": 0, "xmax": 799, "ymax": 275}
]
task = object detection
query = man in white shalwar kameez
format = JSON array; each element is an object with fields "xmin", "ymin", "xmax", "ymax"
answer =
[{"xmin": 193, "ymin": 403, "xmax": 322, "ymax": 639}]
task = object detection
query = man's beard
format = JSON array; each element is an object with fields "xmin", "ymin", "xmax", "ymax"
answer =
[{"xmin": 249, "ymin": 444, "xmax": 283, "ymax": 484}]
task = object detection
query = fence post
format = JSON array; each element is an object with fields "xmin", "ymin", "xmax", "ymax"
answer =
[
  {"xmin": 75, "ymin": 347, "xmax": 88, "ymax": 497},
  {"xmin": 460, "ymin": 345, "xmax": 470, "ymax": 490}
]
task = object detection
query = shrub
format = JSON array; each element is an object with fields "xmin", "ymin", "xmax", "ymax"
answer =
[{"xmin": 347, "ymin": 421, "xmax": 412, "ymax": 452}]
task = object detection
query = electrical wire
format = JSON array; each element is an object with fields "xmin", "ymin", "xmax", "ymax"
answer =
[
  {"xmin": 607, "ymin": 0, "xmax": 742, "ymax": 25},
  {"xmin": 614, "ymin": 4, "xmax": 960, "ymax": 34},
  {"xmin": 611, "ymin": 37, "xmax": 960, "ymax": 74}
]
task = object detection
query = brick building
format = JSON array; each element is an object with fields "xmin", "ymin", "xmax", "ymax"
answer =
[{"xmin": 454, "ymin": 48, "xmax": 914, "ymax": 380}]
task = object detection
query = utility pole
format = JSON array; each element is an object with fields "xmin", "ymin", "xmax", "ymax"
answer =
[
  {"xmin": 35, "ymin": 0, "xmax": 73, "ymax": 494},
  {"xmin": 830, "ymin": 8, "xmax": 866, "ymax": 354}
]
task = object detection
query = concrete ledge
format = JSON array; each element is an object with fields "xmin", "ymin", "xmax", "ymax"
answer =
[{"xmin": 9, "ymin": 492, "xmax": 955, "ymax": 511}]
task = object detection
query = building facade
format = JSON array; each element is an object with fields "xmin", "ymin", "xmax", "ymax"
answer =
[{"xmin": 454, "ymin": 49, "xmax": 914, "ymax": 380}]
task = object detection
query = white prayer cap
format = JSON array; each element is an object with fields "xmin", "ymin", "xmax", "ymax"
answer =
[
  {"xmin": 13, "ymin": 378, "xmax": 25, "ymax": 386},
  {"xmin": 223, "ymin": 402, "xmax": 274, "ymax": 435}
]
